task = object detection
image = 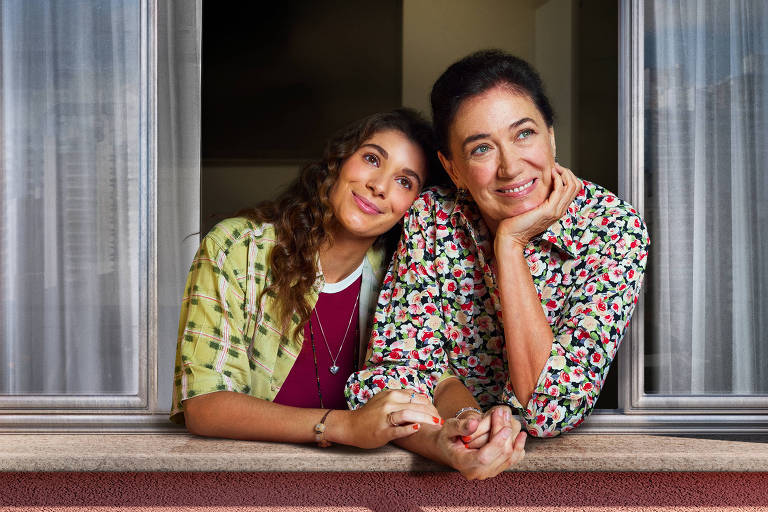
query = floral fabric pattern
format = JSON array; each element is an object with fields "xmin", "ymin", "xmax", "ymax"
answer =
[{"xmin": 345, "ymin": 180, "xmax": 649, "ymax": 437}]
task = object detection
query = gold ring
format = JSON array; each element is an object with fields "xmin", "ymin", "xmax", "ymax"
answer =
[{"xmin": 387, "ymin": 412, "xmax": 398, "ymax": 427}]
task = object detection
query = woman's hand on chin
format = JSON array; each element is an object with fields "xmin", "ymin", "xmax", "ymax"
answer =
[
  {"xmin": 341, "ymin": 389, "xmax": 443, "ymax": 449},
  {"xmin": 496, "ymin": 164, "xmax": 582, "ymax": 249}
]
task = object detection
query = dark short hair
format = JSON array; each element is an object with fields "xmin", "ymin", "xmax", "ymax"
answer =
[{"xmin": 430, "ymin": 49, "xmax": 555, "ymax": 157}]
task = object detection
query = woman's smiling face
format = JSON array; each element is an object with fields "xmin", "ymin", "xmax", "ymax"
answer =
[
  {"xmin": 328, "ymin": 129, "xmax": 427, "ymax": 244},
  {"xmin": 439, "ymin": 85, "xmax": 556, "ymax": 234}
]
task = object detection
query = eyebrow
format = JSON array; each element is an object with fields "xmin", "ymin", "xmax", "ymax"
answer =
[
  {"xmin": 360, "ymin": 143, "xmax": 388, "ymax": 160},
  {"xmin": 461, "ymin": 117, "xmax": 537, "ymax": 151},
  {"xmin": 361, "ymin": 143, "xmax": 423, "ymax": 187},
  {"xmin": 403, "ymin": 168, "xmax": 423, "ymax": 188}
]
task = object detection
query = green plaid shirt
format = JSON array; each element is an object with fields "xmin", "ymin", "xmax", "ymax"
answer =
[{"xmin": 170, "ymin": 217, "xmax": 385, "ymax": 425}]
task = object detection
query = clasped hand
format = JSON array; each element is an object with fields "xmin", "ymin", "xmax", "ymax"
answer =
[
  {"xmin": 436, "ymin": 406, "xmax": 527, "ymax": 480},
  {"xmin": 348, "ymin": 389, "xmax": 443, "ymax": 449},
  {"xmin": 354, "ymin": 392, "xmax": 526, "ymax": 479}
]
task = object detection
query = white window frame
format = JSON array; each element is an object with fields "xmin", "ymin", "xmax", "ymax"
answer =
[
  {"xmin": 0, "ymin": 0, "xmax": 195, "ymax": 432},
  {"xmin": 583, "ymin": 0, "xmax": 768, "ymax": 434},
  {"xmin": 3, "ymin": 0, "xmax": 765, "ymax": 435}
]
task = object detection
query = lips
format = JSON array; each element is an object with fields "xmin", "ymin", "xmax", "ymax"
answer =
[
  {"xmin": 353, "ymin": 192, "xmax": 382, "ymax": 214},
  {"xmin": 497, "ymin": 178, "xmax": 536, "ymax": 197}
]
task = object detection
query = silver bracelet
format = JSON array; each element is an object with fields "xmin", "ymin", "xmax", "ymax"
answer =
[{"xmin": 454, "ymin": 406, "xmax": 482, "ymax": 419}]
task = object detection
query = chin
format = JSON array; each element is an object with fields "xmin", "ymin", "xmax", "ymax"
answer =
[
  {"xmin": 501, "ymin": 197, "xmax": 542, "ymax": 218},
  {"xmin": 511, "ymin": 202, "xmax": 539, "ymax": 217}
]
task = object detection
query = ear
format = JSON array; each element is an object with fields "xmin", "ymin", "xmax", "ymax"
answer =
[
  {"xmin": 548, "ymin": 127, "xmax": 557, "ymax": 160},
  {"xmin": 438, "ymin": 151, "xmax": 465, "ymax": 189}
]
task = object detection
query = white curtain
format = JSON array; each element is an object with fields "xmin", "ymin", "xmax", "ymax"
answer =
[
  {"xmin": 156, "ymin": 1, "xmax": 202, "ymax": 410},
  {"xmin": 0, "ymin": 0, "xmax": 200, "ymax": 398},
  {"xmin": 645, "ymin": 0, "xmax": 768, "ymax": 394}
]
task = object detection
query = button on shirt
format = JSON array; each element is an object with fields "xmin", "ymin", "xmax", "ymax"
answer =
[{"xmin": 345, "ymin": 181, "xmax": 649, "ymax": 437}]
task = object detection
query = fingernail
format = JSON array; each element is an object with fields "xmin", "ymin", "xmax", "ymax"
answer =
[
  {"xmin": 440, "ymin": 418, "xmax": 445, "ymax": 425},
  {"xmin": 505, "ymin": 410, "xmax": 511, "ymax": 421},
  {"xmin": 432, "ymin": 416, "xmax": 440, "ymax": 424},
  {"xmin": 464, "ymin": 442, "xmax": 469, "ymax": 449},
  {"xmin": 413, "ymin": 424, "xmax": 420, "ymax": 430},
  {"xmin": 461, "ymin": 435, "xmax": 472, "ymax": 442}
]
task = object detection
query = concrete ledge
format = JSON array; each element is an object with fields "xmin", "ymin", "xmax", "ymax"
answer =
[{"xmin": 2, "ymin": 433, "xmax": 767, "ymax": 472}]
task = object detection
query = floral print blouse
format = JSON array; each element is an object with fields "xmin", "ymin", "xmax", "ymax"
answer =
[{"xmin": 345, "ymin": 180, "xmax": 649, "ymax": 437}]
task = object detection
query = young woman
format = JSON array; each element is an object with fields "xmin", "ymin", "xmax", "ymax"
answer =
[
  {"xmin": 170, "ymin": 109, "xmax": 446, "ymax": 449},
  {"xmin": 346, "ymin": 51, "xmax": 649, "ymax": 478}
]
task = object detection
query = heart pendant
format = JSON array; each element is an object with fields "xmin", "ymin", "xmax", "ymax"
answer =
[{"xmin": 329, "ymin": 365, "xmax": 339, "ymax": 375}]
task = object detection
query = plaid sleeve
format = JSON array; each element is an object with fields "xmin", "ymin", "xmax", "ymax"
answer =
[{"xmin": 170, "ymin": 234, "xmax": 252, "ymax": 423}]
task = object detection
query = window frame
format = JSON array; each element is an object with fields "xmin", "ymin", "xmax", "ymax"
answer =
[
  {"xmin": 2, "ymin": 0, "xmax": 766, "ymax": 435},
  {"xmin": 0, "ymin": 0, "xmax": 190, "ymax": 432},
  {"xmin": 579, "ymin": 0, "xmax": 768, "ymax": 435}
]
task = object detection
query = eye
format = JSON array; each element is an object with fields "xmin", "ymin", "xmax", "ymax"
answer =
[
  {"xmin": 395, "ymin": 176, "xmax": 413, "ymax": 190},
  {"xmin": 470, "ymin": 143, "xmax": 492, "ymax": 156},
  {"xmin": 516, "ymin": 128, "xmax": 535, "ymax": 140},
  {"xmin": 363, "ymin": 153, "xmax": 380, "ymax": 167}
]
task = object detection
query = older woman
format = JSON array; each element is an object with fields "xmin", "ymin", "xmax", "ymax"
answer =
[{"xmin": 345, "ymin": 50, "xmax": 649, "ymax": 478}]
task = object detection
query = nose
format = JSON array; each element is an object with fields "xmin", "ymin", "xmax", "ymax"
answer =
[
  {"xmin": 366, "ymin": 173, "xmax": 387, "ymax": 198},
  {"xmin": 497, "ymin": 144, "xmax": 520, "ymax": 178}
]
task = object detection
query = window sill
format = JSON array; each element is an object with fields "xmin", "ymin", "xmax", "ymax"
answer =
[{"xmin": 2, "ymin": 432, "xmax": 766, "ymax": 472}]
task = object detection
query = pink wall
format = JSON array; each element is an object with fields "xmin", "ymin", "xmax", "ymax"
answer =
[{"xmin": 1, "ymin": 472, "xmax": 767, "ymax": 511}]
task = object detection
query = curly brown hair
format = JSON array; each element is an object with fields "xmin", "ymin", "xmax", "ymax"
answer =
[{"xmin": 242, "ymin": 108, "xmax": 443, "ymax": 338}]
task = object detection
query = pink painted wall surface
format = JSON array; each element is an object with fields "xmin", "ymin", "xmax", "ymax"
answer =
[{"xmin": 1, "ymin": 472, "xmax": 767, "ymax": 511}]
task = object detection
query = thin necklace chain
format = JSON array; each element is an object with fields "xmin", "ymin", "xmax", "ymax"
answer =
[
  {"xmin": 313, "ymin": 288, "xmax": 359, "ymax": 375},
  {"xmin": 308, "ymin": 322, "xmax": 325, "ymax": 409}
]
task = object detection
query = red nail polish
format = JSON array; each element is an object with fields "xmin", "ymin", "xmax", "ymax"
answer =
[
  {"xmin": 464, "ymin": 442, "xmax": 469, "ymax": 449},
  {"xmin": 440, "ymin": 418, "xmax": 445, "ymax": 425},
  {"xmin": 432, "ymin": 416, "xmax": 440, "ymax": 424},
  {"xmin": 413, "ymin": 424, "xmax": 420, "ymax": 430},
  {"xmin": 461, "ymin": 435, "xmax": 471, "ymax": 442}
]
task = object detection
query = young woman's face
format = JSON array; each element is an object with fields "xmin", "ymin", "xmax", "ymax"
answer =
[
  {"xmin": 439, "ymin": 85, "xmax": 556, "ymax": 234},
  {"xmin": 329, "ymin": 129, "xmax": 427, "ymax": 243}
]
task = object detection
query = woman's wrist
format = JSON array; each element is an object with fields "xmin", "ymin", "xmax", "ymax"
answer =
[
  {"xmin": 494, "ymin": 235, "xmax": 527, "ymax": 258},
  {"xmin": 454, "ymin": 406, "xmax": 483, "ymax": 419},
  {"xmin": 325, "ymin": 409, "xmax": 354, "ymax": 446},
  {"xmin": 395, "ymin": 420, "xmax": 451, "ymax": 466},
  {"xmin": 313, "ymin": 409, "xmax": 333, "ymax": 447}
]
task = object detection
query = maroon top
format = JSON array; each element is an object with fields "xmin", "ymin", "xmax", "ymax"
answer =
[{"xmin": 274, "ymin": 275, "xmax": 362, "ymax": 410}]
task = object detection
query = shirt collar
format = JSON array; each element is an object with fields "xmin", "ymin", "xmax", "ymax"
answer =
[
  {"xmin": 449, "ymin": 189, "xmax": 494, "ymax": 258},
  {"xmin": 313, "ymin": 245, "xmax": 384, "ymax": 291},
  {"xmin": 537, "ymin": 183, "xmax": 589, "ymax": 259}
]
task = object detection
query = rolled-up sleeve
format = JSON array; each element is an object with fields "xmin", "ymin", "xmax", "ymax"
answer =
[
  {"xmin": 503, "ymin": 213, "xmax": 650, "ymax": 437},
  {"xmin": 170, "ymin": 235, "xmax": 252, "ymax": 423},
  {"xmin": 345, "ymin": 194, "xmax": 453, "ymax": 409}
]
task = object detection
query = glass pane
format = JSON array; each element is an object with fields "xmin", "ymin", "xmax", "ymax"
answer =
[
  {"xmin": 0, "ymin": 0, "xmax": 141, "ymax": 394},
  {"xmin": 643, "ymin": 0, "xmax": 768, "ymax": 395}
]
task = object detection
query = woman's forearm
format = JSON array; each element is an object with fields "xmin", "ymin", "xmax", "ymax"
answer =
[
  {"xmin": 393, "ymin": 425, "xmax": 451, "ymax": 465},
  {"xmin": 183, "ymin": 391, "xmax": 356, "ymax": 445},
  {"xmin": 495, "ymin": 239, "xmax": 554, "ymax": 407},
  {"xmin": 433, "ymin": 377, "xmax": 482, "ymax": 417}
]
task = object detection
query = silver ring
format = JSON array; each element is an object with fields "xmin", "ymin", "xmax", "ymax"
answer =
[{"xmin": 409, "ymin": 392, "xmax": 416, "ymax": 403}]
